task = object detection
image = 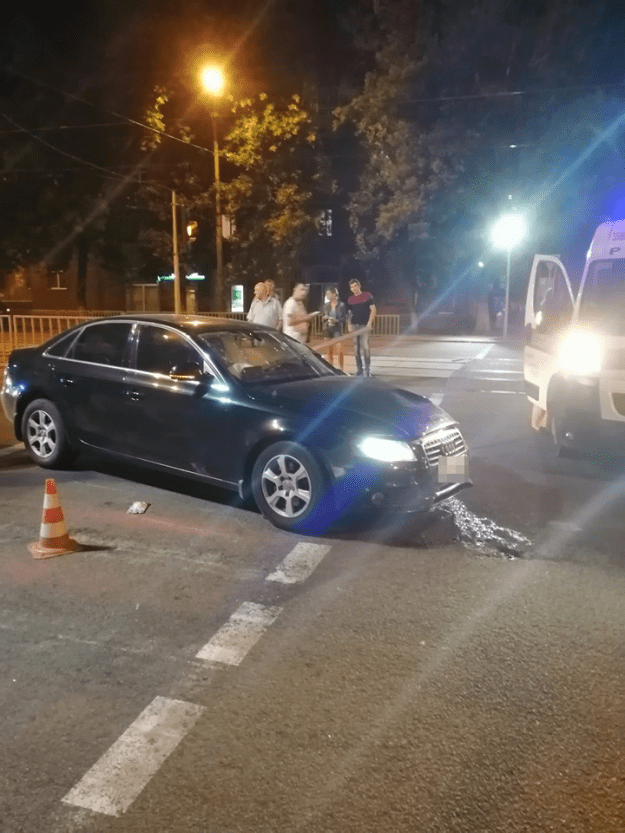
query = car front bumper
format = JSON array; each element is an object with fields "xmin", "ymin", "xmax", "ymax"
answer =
[
  {"xmin": 1, "ymin": 365, "xmax": 19, "ymax": 426},
  {"xmin": 330, "ymin": 450, "xmax": 471, "ymax": 516}
]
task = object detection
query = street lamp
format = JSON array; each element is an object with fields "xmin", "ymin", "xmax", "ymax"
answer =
[
  {"xmin": 200, "ymin": 65, "xmax": 225, "ymax": 309},
  {"xmin": 490, "ymin": 213, "xmax": 527, "ymax": 338}
]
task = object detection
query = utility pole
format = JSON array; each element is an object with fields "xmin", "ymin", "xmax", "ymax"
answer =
[
  {"xmin": 172, "ymin": 190, "xmax": 184, "ymax": 315},
  {"xmin": 211, "ymin": 114, "xmax": 223, "ymax": 310}
]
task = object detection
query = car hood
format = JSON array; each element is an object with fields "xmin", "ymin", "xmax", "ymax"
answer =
[{"xmin": 248, "ymin": 375, "xmax": 453, "ymax": 440}]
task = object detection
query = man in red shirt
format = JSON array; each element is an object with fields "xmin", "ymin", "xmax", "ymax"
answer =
[{"xmin": 348, "ymin": 279, "xmax": 377, "ymax": 376}]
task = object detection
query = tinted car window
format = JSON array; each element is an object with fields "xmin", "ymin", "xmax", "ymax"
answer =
[
  {"xmin": 68, "ymin": 322, "xmax": 132, "ymax": 366},
  {"xmin": 200, "ymin": 330, "xmax": 334, "ymax": 382},
  {"xmin": 136, "ymin": 325, "xmax": 202, "ymax": 375},
  {"xmin": 46, "ymin": 331, "xmax": 79, "ymax": 357}
]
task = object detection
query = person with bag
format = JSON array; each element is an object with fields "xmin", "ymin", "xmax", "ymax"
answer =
[{"xmin": 321, "ymin": 287, "xmax": 347, "ymax": 370}]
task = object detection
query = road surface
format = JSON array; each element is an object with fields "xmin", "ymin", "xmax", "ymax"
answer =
[{"xmin": 1, "ymin": 340, "xmax": 624, "ymax": 833}]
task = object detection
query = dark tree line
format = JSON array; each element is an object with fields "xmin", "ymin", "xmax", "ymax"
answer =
[{"xmin": 1, "ymin": 0, "xmax": 625, "ymax": 307}]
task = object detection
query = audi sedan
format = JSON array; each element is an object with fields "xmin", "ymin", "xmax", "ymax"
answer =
[{"xmin": 1, "ymin": 314, "xmax": 470, "ymax": 533}]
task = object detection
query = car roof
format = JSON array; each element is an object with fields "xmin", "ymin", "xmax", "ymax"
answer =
[{"xmin": 86, "ymin": 314, "xmax": 264, "ymax": 335}]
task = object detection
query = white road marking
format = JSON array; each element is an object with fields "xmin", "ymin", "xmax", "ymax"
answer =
[
  {"xmin": 485, "ymin": 390, "xmax": 526, "ymax": 395},
  {"xmin": 429, "ymin": 393, "xmax": 444, "ymax": 406},
  {"xmin": 195, "ymin": 601, "xmax": 282, "ymax": 665},
  {"xmin": 62, "ymin": 696, "xmax": 204, "ymax": 817},
  {"xmin": 266, "ymin": 542, "xmax": 331, "ymax": 584},
  {"xmin": 474, "ymin": 345, "xmax": 494, "ymax": 360}
]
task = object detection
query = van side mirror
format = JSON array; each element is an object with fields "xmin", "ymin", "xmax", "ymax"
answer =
[{"xmin": 169, "ymin": 361, "xmax": 209, "ymax": 382}]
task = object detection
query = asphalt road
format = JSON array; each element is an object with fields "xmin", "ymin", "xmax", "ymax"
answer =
[{"xmin": 1, "ymin": 341, "xmax": 624, "ymax": 833}]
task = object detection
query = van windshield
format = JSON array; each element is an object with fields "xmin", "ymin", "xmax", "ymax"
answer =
[{"xmin": 578, "ymin": 259, "xmax": 625, "ymax": 334}]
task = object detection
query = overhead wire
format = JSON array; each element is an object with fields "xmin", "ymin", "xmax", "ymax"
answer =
[
  {"xmin": 0, "ymin": 110, "xmax": 127, "ymax": 179},
  {"xmin": 4, "ymin": 66, "xmax": 215, "ymax": 156}
]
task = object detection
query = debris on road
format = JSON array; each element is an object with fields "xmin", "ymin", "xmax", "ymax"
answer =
[{"xmin": 127, "ymin": 501, "xmax": 151, "ymax": 515}]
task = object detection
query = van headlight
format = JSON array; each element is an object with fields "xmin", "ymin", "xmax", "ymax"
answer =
[
  {"xmin": 357, "ymin": 436, "xmax": 416, "ymax": 462},
  {"xmin": 558, "ymin": 330, "xmax": 602, "ymax": 375}
]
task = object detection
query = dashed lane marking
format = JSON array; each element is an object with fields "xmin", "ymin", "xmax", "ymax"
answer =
[
  {"xmin": 62, "ymin": 696, "xmax": 204, "ymax": 817},
  {"xmin": 266, "ymin": 542, "xmax": 332, "ymax": 584},
  {"xmin": 195, "ymin": 601, "xmax": 282, "ymax": 665}
]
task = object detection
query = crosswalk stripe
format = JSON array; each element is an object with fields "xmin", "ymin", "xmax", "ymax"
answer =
[
  {"xmin": 195, "ymin": 602, "xmax": 282, "ymax": 665},
  {"xmin": 266, "ymin": 542, "xmax": 331, "ymax": 584},
  {"xmin": 62, "ymin": 697, "xmax": 204, "ymax": 816}
]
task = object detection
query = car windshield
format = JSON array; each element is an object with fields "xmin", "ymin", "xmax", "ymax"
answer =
[
  {"xmin": 579, "ymin": 259, "xmax": 625, "ymax": 335},
  {"xmin": 199, "ymin": 330, "xmax": 335, "ymax": 383}
]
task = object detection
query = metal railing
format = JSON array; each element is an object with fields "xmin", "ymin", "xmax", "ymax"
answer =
[
  {"xmin": 309, "ymin": 314, "xmax": 399, "ymax": 337},
  {"xmin": 203, "ymin": 312, "xmax": 400, "ymax": 336},
  {"xmin": 0, "ymin": 309, "xmax": 401, "ymax": 363},
  {"xmin": 199, "ymin": 312, "xmax": 248, "ymax": 322},
  {"xmin": 31, "ymin": 309, "xmax": 124, "ymax": 317},
  {"xmin": 0, "ymin": 315, "xmax": 12, "ymax": 364}
]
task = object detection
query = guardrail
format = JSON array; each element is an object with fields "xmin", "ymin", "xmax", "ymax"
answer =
[
  {"xmin": 203, "ymin": 312, "xmax": 400, "ymax": 337},
  {"xmin": 200, "ymin": 312, "xmax": 248, "ymax": 322},
  {"xmin": 0, "ymin": 315, "xmax": 12, "ymax": 364},
  {"xmin": 309, "ymin": 313, "xmax": 400, "ymax": 337},
  {"xmin": 0, "ymin": 310, "xmax": 401, "ymax": 363}
]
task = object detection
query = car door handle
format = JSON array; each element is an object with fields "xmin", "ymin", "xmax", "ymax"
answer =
[
  {"xmin": 60, "ymin": 376, "xmax": 74, "ymax": 387},
  {"xmin": 127, "ymin": 389, "xmax": 144, "ymax": 401}
]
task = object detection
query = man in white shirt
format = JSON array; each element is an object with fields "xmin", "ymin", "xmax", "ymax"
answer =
[
  {"xmin": 282, "ymin": 282, "xmax": 317, "ymax": 343},
  {"xmin": 247, "ymin": 282, "xmax": 282, "ymax": 328},
  {"xmin": 264, "ymin": 279, "xmax": 282, "ymax": 329}
]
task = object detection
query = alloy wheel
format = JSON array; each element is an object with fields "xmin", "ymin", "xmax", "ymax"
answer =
[
  {"xmin": 261, "ymin": 453, "xmax": 312, "ymax": 518},
  {"xmin": 26, "ymin": 410, "xmax": 57, "ymax": 459}
]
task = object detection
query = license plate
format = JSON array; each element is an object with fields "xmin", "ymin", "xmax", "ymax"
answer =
[{"xmin": 438, "ymin": 452, "xmax": 468, "ymax": 483}]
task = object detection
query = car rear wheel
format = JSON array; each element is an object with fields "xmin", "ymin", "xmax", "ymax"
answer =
[
  {"xmin": 251, "ymin": 441, "xmax": 333, "ymax": 533},
  {"xmin": 22, "ymin": 399, "xmax": 75, "ymax": 469}
]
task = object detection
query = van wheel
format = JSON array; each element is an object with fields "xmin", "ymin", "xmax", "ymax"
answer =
[{"xmin": 22, "ymin": 399, "xmax": 75, "ymax": 469}]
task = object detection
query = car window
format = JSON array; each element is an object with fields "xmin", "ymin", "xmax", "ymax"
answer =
[
  {"xmin": 199, "ymin": 330, "xmax": 333, "ymax": 382},
  {"xmin": 45, "ymin": 331, "xmax": 79, "ymax": 357},
  {"xmin": 534, "ymin": 260, "xmax": 572, "ymax": 336},
  {"xmin": 68, "ymin": 322, "xmax": 132, "ymax": 366},
  {"xmin": 136, "ymin": 325, "xmax": 202, "ymax": 375}
]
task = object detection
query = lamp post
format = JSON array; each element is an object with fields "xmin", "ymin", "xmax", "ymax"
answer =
[
  {"xmin": 200, "ymin": 66, "xmax": 226, "ymax": 309},
  {"xmin": 490, "ymin": 213, "xmax": 527, "ymax": 338}
]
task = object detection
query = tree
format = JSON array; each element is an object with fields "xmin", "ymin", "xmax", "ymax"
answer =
[
  {"xmin": 336, "ymin": 0, "xmax": 625, "ymax": 306},
  {"xmin": 219, "ymin": 93, "xmax": 320, "ymax": 290}
]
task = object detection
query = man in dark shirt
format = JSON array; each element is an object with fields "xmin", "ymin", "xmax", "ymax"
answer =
[{"xmin": 347, "ymin": 279, "xmax": 377, "ymax": 376}]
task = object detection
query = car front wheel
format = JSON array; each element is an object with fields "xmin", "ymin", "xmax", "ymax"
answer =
[
  {"xmin": 22, "ymin": 399, "xmax": 75, "ymax": 469},
  {"xmin": 251, "ymin": 441, "xmax": 333, "ymax": 533}
]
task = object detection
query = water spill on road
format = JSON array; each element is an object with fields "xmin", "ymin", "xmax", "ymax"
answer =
[{"xmin": 433, "ymin": 498, "xmax": 532, "ymax": 559}]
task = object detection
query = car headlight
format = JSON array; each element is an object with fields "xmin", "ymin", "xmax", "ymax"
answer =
[
  {"xmin": 357, "ymin": 436, "xmax": 415, "ymax": 462},
  {"xmin": 558, "ymin": 330, "xmax": 602, "ymax": 375}
]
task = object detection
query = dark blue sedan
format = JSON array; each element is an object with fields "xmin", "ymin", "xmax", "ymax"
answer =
[{"xmin": 1, "ymin": 315, "xmax": 470, "ymax": 532}]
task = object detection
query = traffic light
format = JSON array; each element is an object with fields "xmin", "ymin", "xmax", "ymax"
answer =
[{"xmin": 186, "ymin": 220, "xmax": 198, "ymax": 245}]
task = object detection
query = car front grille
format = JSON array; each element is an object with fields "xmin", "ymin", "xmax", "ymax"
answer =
[{"xmin": 419, "ymin": 427, "xmax": 467, "ymax": 468}]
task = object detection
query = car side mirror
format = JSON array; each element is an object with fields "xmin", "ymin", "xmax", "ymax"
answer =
[{"xmin": 169, "ymin": 361, "xmax": 209, "ymax": 382}]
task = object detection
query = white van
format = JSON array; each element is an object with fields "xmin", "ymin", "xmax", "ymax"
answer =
[{"xmin": 524, "ymin": 219, "xmax": 625, "ymax": 456}]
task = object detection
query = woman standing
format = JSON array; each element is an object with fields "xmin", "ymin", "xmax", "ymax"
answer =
[{"xmin": 321, "ymin": 287, "xmax": 347, "ymax": 370}]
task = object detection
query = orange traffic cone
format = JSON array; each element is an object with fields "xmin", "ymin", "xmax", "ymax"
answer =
[{"xmin": 28, "ymin": 479, "xmax": 81, "ymax": 559}]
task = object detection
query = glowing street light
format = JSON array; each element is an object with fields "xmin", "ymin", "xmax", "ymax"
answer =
[
  {"xmin": 200, "ymin": 66, "xmax": 225, "ymax": 95},
  {"xmin": 490, "ymin": 213, "xmax": 527, "ymax": 338},
  {"xmin": 199, "ymin": 65, "xmax": 226, "ymax": 308}
]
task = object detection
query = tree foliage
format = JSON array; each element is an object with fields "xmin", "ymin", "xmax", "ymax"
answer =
[
  {"xmin": 219, "ymin": 93, "xmax": 320, "ymax": 286},
  {"xmin": 337, "ymin": 0, "xmax": 625, "ymax": 299}
]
